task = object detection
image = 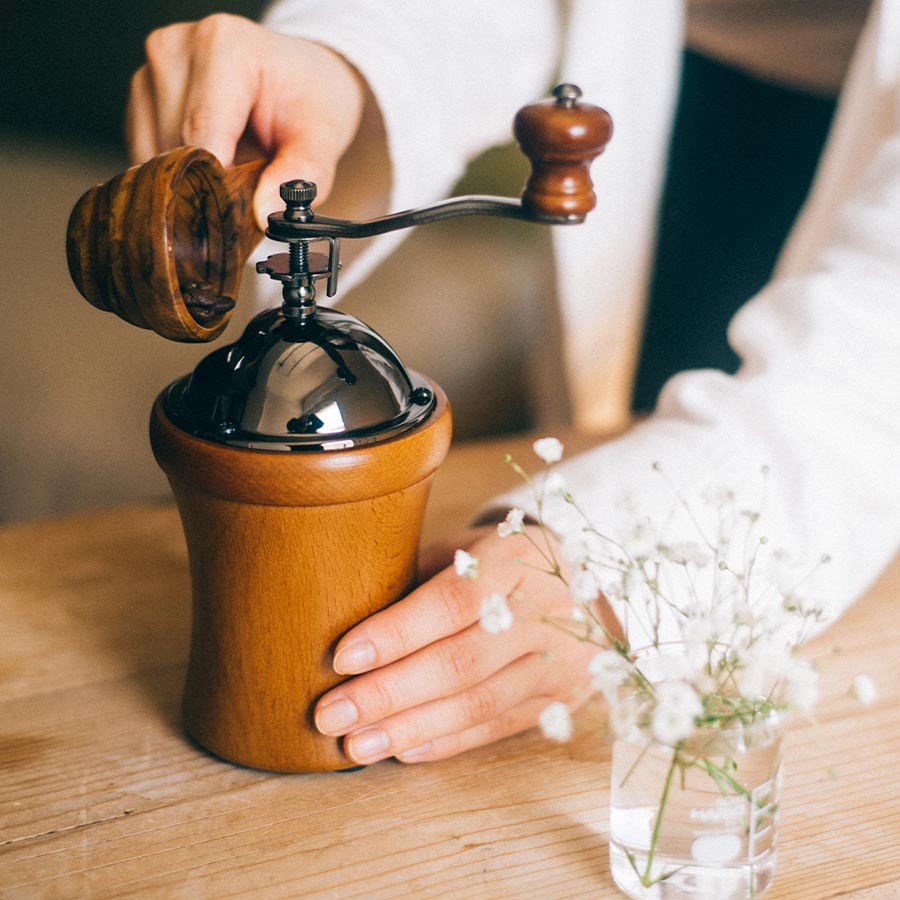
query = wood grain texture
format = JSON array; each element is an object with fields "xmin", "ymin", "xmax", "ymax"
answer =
[
  {"xmin": 150, "ymin": 386, "xmax": 451, "ymax": 772},
  {"xmin": 66, "ymin": 150, "xmax": 264, "ymax": 342},
  {"xmin": 514, "ymin": 89, "xmax": 613, "ymax": 218},
  {"xmin": 1, "ymin": 433, "xmax": 898, "ymax": 898},
  {"xmin": 149, "ymin": 388, "xmax": 453, "ymax": 507}
]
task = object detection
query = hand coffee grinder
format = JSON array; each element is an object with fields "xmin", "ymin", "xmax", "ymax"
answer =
[{"xmin": 66, "ymin": 84, "xmax": 612, "ymax": 772}]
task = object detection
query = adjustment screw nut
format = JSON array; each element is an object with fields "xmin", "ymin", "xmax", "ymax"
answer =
[{"xmin": 280, "ymin": 180, "xmax": 318, "ymax": 205}]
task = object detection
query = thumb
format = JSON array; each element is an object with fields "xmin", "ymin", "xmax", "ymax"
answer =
[{"xmin": 254, "ymin": 146, "xmax": 337, "ymax": 231}]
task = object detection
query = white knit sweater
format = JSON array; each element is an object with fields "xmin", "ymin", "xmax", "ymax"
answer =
[{"xmin": 263, "ymin": 0, "xmax": 900, "ymax": 634}]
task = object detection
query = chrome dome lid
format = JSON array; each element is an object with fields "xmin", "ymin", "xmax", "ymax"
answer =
[{"xmin": 163, "ymin": 306, "xmax": 435, "ymax": 451}]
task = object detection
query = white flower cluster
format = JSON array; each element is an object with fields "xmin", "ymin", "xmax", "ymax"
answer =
[
  {"xmin": 559, "ymin": 464, "xmax": 838, "ymax": 737},
  {"xmin": 651, "ymin": 681, "xmax": 704, "ymax": 746},
  {"xmin": 479, "ymin": 592, "xmax": 513, "ymax": 635},
  {"xmin": 458, "ymin": 440, "xmax": 876, "ymax": 750},
  {"xmin": 533, "ymin": 436, "xmax": 564, "ymax": 465},
  {"xmin": 497, "ymin": 507, "xmax": 525, "ymax": 538},
  {"xmin": 538, "ymin": 701, "xmax": 573, "ymax": 742},
  {"xmin": 453, "ymin": 549, "xmax": 479, "ymax": 580},
  {"xmin": 851, "ymin": 674, "xmax": 879, "ymax": 706}
]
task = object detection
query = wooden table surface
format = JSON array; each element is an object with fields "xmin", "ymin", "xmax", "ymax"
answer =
[{"xmin": 2, "ymin": 434, "xmax": 899, "ymax": 899}]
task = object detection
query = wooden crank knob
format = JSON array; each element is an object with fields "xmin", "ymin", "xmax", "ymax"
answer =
[
  {"xmin": 66, "ymin": 149, "xmax": 264, "ymax": 342},
  {"xmin": 514, "ymin": 83, "xmax": 613, "ymax": 218}
]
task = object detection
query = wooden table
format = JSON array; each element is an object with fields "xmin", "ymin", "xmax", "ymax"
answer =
[{"xmin": 2, "ymin": 435, "xmax": 899, "ymax": 899}]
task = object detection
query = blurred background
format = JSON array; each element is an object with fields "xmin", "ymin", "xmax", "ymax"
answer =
[{"xmin": 0, "ymin": 1, "xmax": 552, "ymax": 523}]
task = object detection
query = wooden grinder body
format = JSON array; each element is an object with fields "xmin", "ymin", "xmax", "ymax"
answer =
[{"xmin": 150, "ymin": 387, "xmax": 451, "ymax": 772}]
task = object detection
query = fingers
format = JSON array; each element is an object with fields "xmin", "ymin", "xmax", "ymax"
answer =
[
  {"xmin": 249, "ymin": 40, "xmax": 366, "ymax": 227},
  {"xmin": 331, "ymin": 570, "xmax": 485, "ymax": 678},
  {"xmin": 143, "ymin": 23, "xmax": 195, "ymax": 153},
  {"xmin": 331, "ymin": 529, "xmax": 537, "ymax": 677},
  {"xmin": 124, "ymin": 15, "xmax": 367, "ymax": 231},
  {"xmin": 125, "ymin": 65, "xmax": 158, "ymax": 165},
  {"xmin": 252, "ymin": 139, "xmax": 333, "ymax": 231},
  {"xmin": 313, "ymin": 526, "xmax": 606, "ymax": 766},
  {"xmin": 315, "ymin": 529, "xmax": 616, "ymax": 763},
  {"xmin": 126, "ymin": 16, "xmax": 258, "ymax": 167},
  {"xmin": 126, "ymin": 22, "xmax": 193, "ymax": 164},
  {"xmin": 321, "ymin": 633, "xmax": 592, "ymax": 766},
  {"xmin": 177, "ymin": 16, "xmax": 260, "ymax": 166},
  {"xmin": 318, "ymin": 620, "xmax": 527, "ymax": 738},
  {"xmin": 340, "ymin": 653, "xmax": 566, "ymax": 765},
  {"xmin": 396, "ymin": 695, "xmax": 566, "ymax": 764}
]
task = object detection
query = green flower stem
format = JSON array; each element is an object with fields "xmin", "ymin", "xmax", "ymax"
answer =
[
  {"xmin": 696, "ymin": 757, "xmax": 751, "ymax": 799},
  {"xmin": 618, "ymin": 738, "xmax": 655, "ymax": 789},
  {"xmin": 643, "ymin": 747, "xmax": 680, "ymax": 886}
]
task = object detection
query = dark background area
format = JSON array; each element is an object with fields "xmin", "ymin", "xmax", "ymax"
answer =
[{"xmin": 0, "ymin": 1, "xmax": 267, "ymax": 148}]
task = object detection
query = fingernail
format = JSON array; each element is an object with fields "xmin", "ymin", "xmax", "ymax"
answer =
[
  {"xmin": 315, "ymin": 697, "xmax": 359, "ymax": 735},
  {"xmin": 347, "ymin": 727, "xmax": 390, "ymax": 763},
  {"xmin": 333, "ymin": 641, "xmax": 376, "ymax": 675},
  {"xmin": 254, "ymin": 182, "xmax": 281, "ymax": 231},
  {"xmin": 396, "ymin": 742, "xmax": 433, "ymax": 762}
]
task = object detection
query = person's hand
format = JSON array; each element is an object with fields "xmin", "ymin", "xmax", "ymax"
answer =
[
  {"xmin": 313, "ymin": 525, "xmax": 621, "ymax": 765},
  {"xmin": 126, "ymin": 14, "xmax": 366, "ymax": 228}
]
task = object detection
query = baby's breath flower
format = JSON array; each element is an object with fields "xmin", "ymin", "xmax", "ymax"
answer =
[
  {"xmin": 453, "ymin": 549, "xmax": 479, "ymax": 580},
  {"xmin": 642, "ymin": 652, "xmax": 701, "ymax": 685},
  {"xmin": 608, "ymin": 693, "xmax": 643, "ymax": 739},
  {"xmin": 750, "ymin": 592, "xmax": 798, "ymax": 636},
  {"xmin": 570, "ymin": 568, "xmax": 601, "ymax": 604},
  {"xmin": 491, "ymin": 456, "xmax": 837, "ymax": 756},
  {"xmin": 702, "ymin": 484, "xmax": 736, "ymax": 506},
  {"xmin": 533, "ymin": 437, "xmax": 564, "ymax": 465},
  {"xmin": 782, "ymin": 657, "xmax": 819, "ymax": 712},
  {"xmin": 851, "ymin": 674, "xmax": 879, "ymax": 706},
  {"xmin": 651, "ymin": 681, "xmax": 702, "ymax": 745},
  {"xmin": 479, "ymin": 592, "xmax": 514, "ymax": 634},
  {"xmin": 625, "ymin": 516, "xmax": 660, "ymax": 560},
  {"xmin": 543, "ymin": 471, "xmax": 568, "ymax": 498},
  {"xmin": 601, "ymin": 567, "xmax": 642, "ymax": 604},
  {"xmin": 738, "ymin": 660, "xmax": 771, "ymax": 702},
  {"xmin": 659, "ymin": 541, "xmax": 711, "ymax": 568},
  {"xmin": 497, "ymin": 507, "xmax": 525, "ymax": 538},
  {"xmin": 538, "ymin": 701, "xmax": 573, "ymax": 742},
  {"xmin": 487, "ymin": 454, "xmax": 845, "ymax": 893},
  {"xmin": 681, "ymin": 613, "xmax": 718, "ymax": 649},
  {"xmin": 589, "ymin": 649, "xmax": 629, "ymax": 696},
  {"xmin": 561, "ymin": 533, "xmax": 592, "ymax": 566},
  {"xmin": 600, "ymin": 576, "xmax": 628, "ymax": 604},
  {"xmin": 737, "ymin": 636, "xmax": 790, "ymax": 699}
]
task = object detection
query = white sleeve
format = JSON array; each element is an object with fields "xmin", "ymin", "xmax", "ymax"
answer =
[
  {"xmin": 497, "ymin": 130, "xmax": 900, "ymax": 636},
  {"xmin": 261, "ymin": 0, "xmax": 561, "ymax": 284}
]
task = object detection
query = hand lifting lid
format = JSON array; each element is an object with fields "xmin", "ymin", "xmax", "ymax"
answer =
[{"xmin": 67, "ymin": 84, "xmax": 612, "ymax": 453}]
